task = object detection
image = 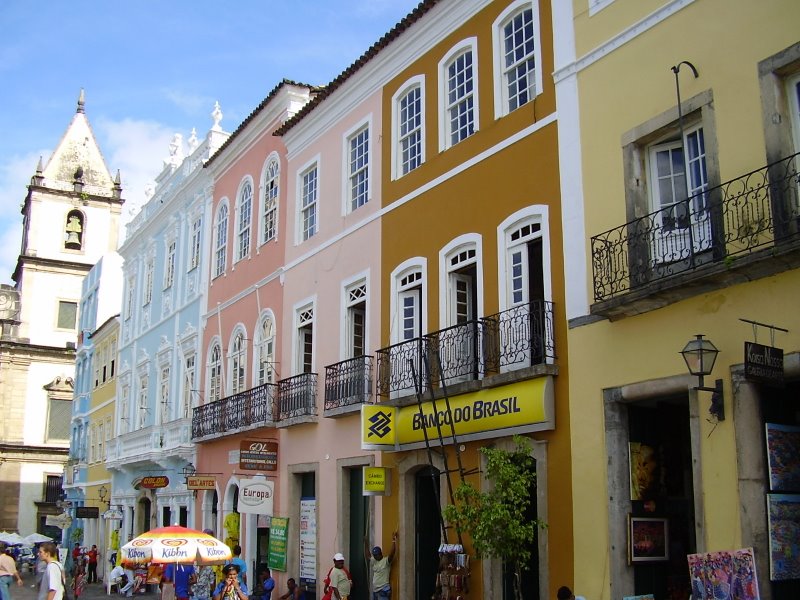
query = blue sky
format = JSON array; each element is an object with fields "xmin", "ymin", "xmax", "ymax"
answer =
[{"xmin": 0, "ymin": 0, "xmax": 420, "ymax": 284}]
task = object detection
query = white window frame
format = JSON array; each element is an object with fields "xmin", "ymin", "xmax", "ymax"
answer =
[
  {"xmin": 391, "ymin": 76, "xmax": 426, "ymax": 180},
  {"xmin": 342, "ymin": 117, "xmax": 372, "ymax": 214},
  {"xmin": 438, "ymin": 234, "xmax": 484, "ymax": 330},
  {"xmin": 236, "ymin": 178, "xmax": 254, "ymax": 263},
  {"xmin": 297, "ymin": 158, "xmax": 320, "ymax": 243},
  {"xmin": 137, "ymin": 375, "xmax": 149, "ymax": 429},
  {"xmin": 492, "ymin": 1, "xmax": 542, "ymax": 119},
  {"xmin": 259, "ymin": 154, "xmax": 280, "ymax": 246},
  {"xmin": 254, "ymin": 310, "xmax": 277, "ymax": 386},
  {"xmin": 164, "ymin": 239, "xmax": 176, "ymax": 289},
  {"xmin": 183, "ymin": 354, "xmax": 196, "ymax": 419},
  {"xmin": 389, "ymin": 258, "xmax": 428, "ymax": 345},
  {"xmin": 292, "ymin": 299, "xmax": 316, "ymax": 375},
  {"xmin": 341, "ymin": 273, "xmax": 369, "ymax": 360},
  {"xmin": 213, "ymin": 200, "xmax": 229, "ymax": 278},
  {"xmin": 143, "ymin": 260, "xmax": 154, "ymax": 305},
  {"xmin": 207, "ymin": 339, "xmax": 223, "ymax": 403},
  {"xmin": 125, "ymin": 276, "xmax": 135, "ymax": 321},
  {"xmin": 159, "ymin": 365, "xmax": 170, "ymax": 424},
  {"xmin": 189, "ymin": 216, "xmax": 202, "ymax": 271},
  {"xmin": 438, "ymin": 38, "xmax": 480, "ymax": 152},
  {"xmin": 229, "ymin": 326, "xmax": 247, "ymax": 395}
]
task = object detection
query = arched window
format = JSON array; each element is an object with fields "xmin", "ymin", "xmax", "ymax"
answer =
[
  {"xmin": 230, "ymin": 330, "xmax": 246, "ymax": 394},
  {"xmin": 236, "ymin": 180, "xmax": 253, "ymax": 261},
  {"xmin": 214, "ymin": 202, "xmax": 229, "ymax": 278},
  {"xmin": 255, "ymin": 315, "xmax": 276, "ymax": 385},
  {"xmin": 261, "ymin": 158, "xmax": 279, "ymax": 244},
  {"xmin": 208, "ymin": 342, "xmax": 222, "ymax": 403}
]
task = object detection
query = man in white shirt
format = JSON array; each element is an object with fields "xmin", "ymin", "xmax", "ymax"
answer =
[{"xmin": 37, "ymin": 543, "xmax": 64, "ymax": 600}]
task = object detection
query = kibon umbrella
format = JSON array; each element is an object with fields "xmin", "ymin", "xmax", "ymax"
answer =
[{"xmin": 120, "ymin": 526, "xmax": 232, "ymax": 566}]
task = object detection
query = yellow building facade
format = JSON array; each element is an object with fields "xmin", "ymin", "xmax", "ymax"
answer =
[
  {"xmin": 374, "ymin": 1, "xmax": 572, "ymax": 598},
  {"xmin": 557, "ymin": 1, "xmax": 800, "ymax": 599}
]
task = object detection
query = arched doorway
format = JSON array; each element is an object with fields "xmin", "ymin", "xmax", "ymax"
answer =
[{"xmin": 136, "ymin": 497, "xmax": 151, "ymax": 536}]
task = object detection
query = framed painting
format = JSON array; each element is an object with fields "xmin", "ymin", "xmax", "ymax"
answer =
[
  {"xmin": 687, "ymin": 548, "xmax": 760, "ymax": 600},
  {"xmin": 628, "ymin": 516, "xmax": 668, "ymax": 563},
  {"xmin": 765, "ymin": 423, "xmax": 800, "ymax": 491},
  {"xmin": 767, "ymin": 493, "xmax": 800, "ymax": 581}
]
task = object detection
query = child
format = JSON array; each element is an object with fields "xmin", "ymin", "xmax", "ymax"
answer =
[{"xmin": 73, "ymin": 560, "xmax": 87, "ymax": 599}]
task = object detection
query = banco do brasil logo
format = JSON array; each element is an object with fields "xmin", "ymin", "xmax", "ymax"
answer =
[{"xmin": 367, "ymin": 410, "xmax": 392, "ymax": 438}]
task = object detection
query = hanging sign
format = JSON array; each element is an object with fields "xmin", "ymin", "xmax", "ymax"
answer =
[
  {"xmin": 140, "ymin": 476, "xmax": 169, "ymax": 489},
  {"xmin": 239, "ymin": 440, "xmax": 278, "ymax": 471},
  {"xmin": 744, "ymin": 342, "xmax": 784, "ymax": 386},
  {"xmin": 187, "ymin": 476, "xmax": 216, "ymax": 490},
  {"xmin": 238, "ymin": 478, "xmax": 275, "ymax": 515},
  {"xmin": 267, "ymin": 517, "xmax": 288, "ymax": 571},
  {"xmin": 103, "ymin": 509, "xmax": 123, "ymax": 521},
  {"xmin": 75, "ymin": 506, "xmax": 100, "ymax": 519},
  {"xmin": 362, "ymin": 467, "xmax": 391, "ymax": 496}
]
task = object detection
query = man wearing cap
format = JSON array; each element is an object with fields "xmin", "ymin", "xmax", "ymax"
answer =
[
  {"xmin": 327, "ymin": 554, "xmax": 351, "ymax": 600},
  {"xmin": 363, "ymin": 532, "xmax": 397, "ymax": 600},
  {"xmin": 212, "ymin": 565, "xmax": 248, "ymax": 600}
]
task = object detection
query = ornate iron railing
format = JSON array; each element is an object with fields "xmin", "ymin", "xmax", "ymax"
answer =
[
  {"xmin": 276, "ymin": 372, "xmax": 317, "ymax": 420},
  {"xmin": 324, "ymin": 355, "xmax": 373, "ymax": 409},
  {"xmin": 191, "ymin": 382, "xmax": 277, "ymax": 439},
  {"xmin": 376, "ymin": 301, "xmax": 554, "ymax": 397},
  {"xmin": 483, "ymin": 301, "xmax": 555, "ymax": 372},
  {"xmin": 591, "ymin": 153, "xmax": 800, "ymax": 302}
]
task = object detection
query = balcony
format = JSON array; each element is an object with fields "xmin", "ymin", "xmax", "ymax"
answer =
[
  {"xmin": 376, "ymin": 300, "xmax": 555, "ymax": 399},
  {"xmin": 276, "ymin": 372, "xmax": 317, "ymax": 422},
  {"xmin": 191, "ymin": 382, "xmax": 277, "ymax": 441},
  {"xmin": 591, "ymin": 153, "xmax": 800, "ymax": 318},
  {"xmin": 324, "ymin": 355, "xmax": 373, "ymax": 412},
  {"xmin": 107, "ymin": 417, "xmax": 193, "ymax": 468}
]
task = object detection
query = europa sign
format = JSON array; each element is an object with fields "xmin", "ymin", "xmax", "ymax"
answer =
[
  {"xmin": 240, "ymin": 440, "xmax": 278, "ymax": 471},
  {"xmin": 140, "ymin": 476, "xmax": 169, "ymax": 489},
  {"xmin": 238, "ymin": 478, "xmax": 275, "ymax": 516},
  {"xmin": 744, "ymin": 342, "xmax": 784, "ymax": 386}
]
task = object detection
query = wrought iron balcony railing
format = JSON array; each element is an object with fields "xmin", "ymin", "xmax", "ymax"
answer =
[
  {"xmin": 591, "ymin": 153, "xmax": 800, "ymax": 303},
  {"xmin": 276, "ymin": 372, "xmax": 317, "ymax": 420},
  {"xmin": 376, "ymin": 301, "xmax": 555, "ymax": 397},
  {"xmin": 324, "ymin": 355, "xmax": 373, "ymax": 410},
  {"xmin": 191, "ymin": 382, "xmax": 277, "ymax": 440}
]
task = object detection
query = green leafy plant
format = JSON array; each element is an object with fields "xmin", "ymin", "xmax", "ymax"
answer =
[
  {"xmin": 443, "ymin": 435, "xmax": 542, "ymax": 600},
  {"xmin": 70, "ymin": 527, "xmax": 83, "ymax": 544}
]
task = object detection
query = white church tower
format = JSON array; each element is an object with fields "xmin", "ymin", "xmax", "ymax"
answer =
[{"xmin": 0, "ymin": 90, "xmax": 123, "ymax": 536}]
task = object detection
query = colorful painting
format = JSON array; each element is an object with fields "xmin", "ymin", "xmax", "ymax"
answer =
[
  {"xmin": 765, "ymin": 423, "xmax": 800, "ymax": 491},
  {"xmin": 628, "ymin": 516, "xmax": 668, "ymax": 563},
  {"xmin": 767, "ymin": 494, "xmax": 800, "ymax": 581},
  {"xmin": 687, "ymin": 548, "xmax": 760, "ymax": 600}
]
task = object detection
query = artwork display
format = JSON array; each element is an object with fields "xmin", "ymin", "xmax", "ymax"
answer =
[
  {"xmin": 687, "ymin": 548, "xmax": 760, "ymax": 600},
  {"xmin": 628, "ymin": 516, "xmax": 668, "ymax": 563},
  {"xmin": 767, "ymin": 493, "xmax": 800, "ymax": 581},
  {"xmin": 765, "ymin": 423, "xmax": 800, "ymax": 492},
  {"xmin": 629, "ymin": 442, "xmax": 658, "ymax": 501}
]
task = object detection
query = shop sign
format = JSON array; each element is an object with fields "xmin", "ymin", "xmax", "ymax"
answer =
[
  {"xmin": 361, "ymin": 377, "xmax": 554, "ymax": 451},
  {"xmin": 140, "ymin": 476, "xmax": 169, "ymax": 489},
  {"xmin": 267, "ymin": 516, "xmax": 288, "ymax": 571},
  {"xmin": 75, "ymin": 506, "xmax": 100, "ymax": 519},
  {"xmin": 362, "ymin": 466, "xmax": 391, "ymax": 496},
  {"xmin": 187, "ymin": 476, "xmax": 216, "ymax": 490},
  {"xmin": 239, "ymin": 439, "xmax": 278, "ymax": 471},
  {"xmin": 238, "ymin": 478, "xmax": 275, "ymax": 515},
  {"xmin": 103, "ymin": 508, "xmax": 123, "ymax": 521},
  {"xmin": 299, "ymin": 498, "xmax": 317, "ymax": 592},
  {"xmin": 744, "ymin": 342, "xmax": 784, "ymax": 386}
]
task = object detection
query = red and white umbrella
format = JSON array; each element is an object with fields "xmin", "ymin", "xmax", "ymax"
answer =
[{"xmin": 120, "ymin": 525, "xmax": 232, "ymax": 566}]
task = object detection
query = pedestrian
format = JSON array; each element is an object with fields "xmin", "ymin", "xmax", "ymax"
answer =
[
  {"xmin": 191, "ymin": 564, "xmax": 215, "ymax": 600},
  {"xmin": 70, "ymin": 545, "xmax": 81, "ymax": 578},
  {"xmin": 37, "ymin": 542, "xmax": 65, "ymax": 600},
  {"xmin": 108, "ymin": 564, "xmax": 134, "ymax": 597},
  {"xmin": 249, "ymin": 568, "xmax": 274, "ymax": 600},
  {"xmin": 72, "ymin": 562, "xmax": 86, "ymax": 599},
  {"xmin": 363, "ymin": 531, "xmax": 397, "ymax": 600},
  {"xmin": 228, "ymin": 547, "xmax": 247, "ymax": 587},
  {"xmin": 325, "ymin": 554, "xmax": 352, "ymax": 600},
  {"xmin": 163, "ymin": 563, "xmax": 195, "ymax": 600},
  {"xmin": 556, "ymin": 585, "xmax": 585, "ymax": 600},
  {"xmin": 86, "ymin": 546, "xmax": 98, "ymax": 584},
  {"xmin": 0, "ymin": 543, "xmax": 24, "ymax": 600},
  {"xmin": 212, "ymin": 565, "xmax": 248, "ymax": 600},
  {"xmin": 202, "ymin": 531, "xmax": 223, "ymax": 589},
  {"xmin": 277, "ymin": 578, "xmax": 304, "ymax": 600}
]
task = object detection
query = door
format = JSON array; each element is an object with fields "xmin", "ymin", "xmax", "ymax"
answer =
[
  {"xmin": 440, "ymin": 270, "xmax": 479, "ymax": 383},
  {"xmin": 415, "ymin": 467, "xmax": 441, "ymax": 600}
]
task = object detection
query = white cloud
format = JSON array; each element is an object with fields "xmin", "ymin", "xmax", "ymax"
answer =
[
  {"xmin": 95, "ymin": 117, "xmax": 176, "ymax": 232},
  {"xmin": 0, "ymin": 150, "xmax": 48, "ymax": 284}
]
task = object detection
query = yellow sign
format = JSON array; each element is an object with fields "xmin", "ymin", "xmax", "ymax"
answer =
[
  {"xmin": 362, "ymin": 466, "xmax": 391, "ymax": 496},
  {"xmin": 361, "ymin": 377, "xmax": 553, "ymax": 451}
]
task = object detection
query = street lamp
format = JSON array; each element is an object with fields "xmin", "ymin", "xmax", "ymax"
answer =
[{"xmin": 680, "ymin": 334, "xmax": 724, "ymax": 421}]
